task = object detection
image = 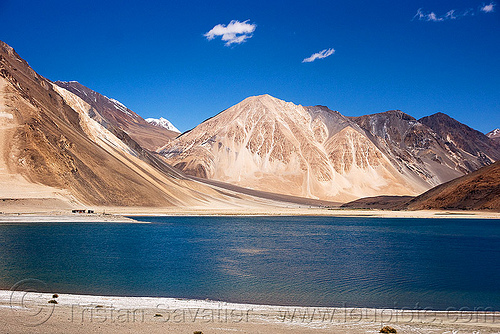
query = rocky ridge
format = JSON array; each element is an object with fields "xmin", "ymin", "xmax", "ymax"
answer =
[{"xmin": 54, "ymin": 81, "xmax": 179, "ymax": 151}]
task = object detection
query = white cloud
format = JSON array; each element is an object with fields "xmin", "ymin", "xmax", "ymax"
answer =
[
  {"xmin": 204, "ymin": 20, "xmax": 256, "ymax": 46},
  {"xmin": 481, "ymin": 2, "xmax": 495, "ymax": 12},
  {"xmin": 427, "ymin": 12, "xmax": 444, "ymax": 21},
  {"xmin": 302, "ymin": 48, "xmax": 335, "ymax": 63},
  {"xmin": 413, "ymin": 4, "xmax": 495, "ymax": 22},
  {"xmin": 413, "ymin": 8, "xmax": 444, "ymax": 21}
]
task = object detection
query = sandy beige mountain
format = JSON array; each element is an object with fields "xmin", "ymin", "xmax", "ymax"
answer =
[
  {"xmin": 160, "ymin": 96, "xmax": 430, "ymax": 202},
  {"xmin": 161, "ymin": 96, "xmax": 499, "ymax": 202}
]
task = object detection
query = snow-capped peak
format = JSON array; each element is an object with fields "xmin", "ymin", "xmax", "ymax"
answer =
[
  {"xmin": 145, "ymin": 117, "xmax": 180, "ymax": 133},
  {"xmin": 487, "ymin": 128, "xmax": 500, "ymax": 138}
]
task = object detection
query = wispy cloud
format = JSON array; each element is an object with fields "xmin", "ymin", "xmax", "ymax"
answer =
[
  {"xmin": 481, "ymin": 2, "xmax": 496, "ymax": 12},
  {"xmin": 302, "ymin": 48, "xmax": 335, "ymax": 63},
  {"xmin": 413, "ymin": 3, "xmax": 495, "ymax": 22},
  {"xmin": 204, "ymin": 20, "xmax": 256, "ymax": 46},
  {"xmin": 413, "ymin": 8, "xmax": 449, "ymax": 22},
  {"xmin": 444, "ymin": 10, "xmax": 457, "ymax": 20}
]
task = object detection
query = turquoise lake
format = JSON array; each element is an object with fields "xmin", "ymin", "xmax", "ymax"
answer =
[{"xmin": 0, "ymin": 216, "xmax": 499, "ymax": 310}]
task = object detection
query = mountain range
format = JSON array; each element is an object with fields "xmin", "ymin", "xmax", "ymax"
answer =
[
  {"xmin": 160, "ymin": 95, "xmax": 499, "ymax": 202},
  {"xmin": 1, "ymin": 40, "xmax": 498, "ymax": 211},
  {"xmin": 0, "ymin": 40, "xmax": 286, "ymax": 210}
]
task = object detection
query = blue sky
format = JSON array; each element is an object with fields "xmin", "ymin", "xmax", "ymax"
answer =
[{"xmin": 1, "ymin": 0, "xmax": 499, "ymax": 133}]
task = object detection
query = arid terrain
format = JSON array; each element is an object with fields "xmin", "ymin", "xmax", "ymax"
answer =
[
  {"xmin": 0, "ymin": 40, "xmax": 309, "ymax": 212},
  {"xmin": 1, "ymin": 39, "xmax": 499, "ymax": 214},
  {"xmin": 161, "ymin": 96, "xmax": 499, "ymax": 203},
  {"xmin": 404, "ymin": 160, "xmax": 500, "ymax": 211},
  {"xmin": 1, "ymin": 38, "xmax": 500, "ymax": 334},
  {"xmin": 54, "ymin": 80, "xmax": 181, "ymax": 152}
]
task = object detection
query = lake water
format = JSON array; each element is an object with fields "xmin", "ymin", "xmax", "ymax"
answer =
[{"xmin": 0, "ymin": 216, "xmax": 499, "ymax": 310}]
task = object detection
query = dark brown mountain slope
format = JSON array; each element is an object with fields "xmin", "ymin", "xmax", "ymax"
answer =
[
  {"xmin": 54, "ymin": 81, "xmax": 179, "ymax": 151},
  {"xmin": 404, "ymin": 161, "xmax": 500, "ymax": 211},
  {"xmin": 341, "ymin": 196, "xmax": 413, "ymax": 210},
  {"xmin": 350, "ymin": 110, "xmax": 493, "ymax": 185},
  {"xmin": 419, "ymin": 112, "xmax": 500, "ymax": 165}
]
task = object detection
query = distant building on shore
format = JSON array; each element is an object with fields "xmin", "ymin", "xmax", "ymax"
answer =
[{"xmin": 72, "ymin": 209, "xmax": 95, "ymax": 214}]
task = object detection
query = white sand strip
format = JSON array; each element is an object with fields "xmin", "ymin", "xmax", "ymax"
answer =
[{"xmin": 1, "ymin": 290, "xmax": 499, "ymax": 332}]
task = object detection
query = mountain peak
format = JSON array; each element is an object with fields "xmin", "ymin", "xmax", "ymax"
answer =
[
  {"xmin": 0, "ymin": 40, "xmax": 22, "ymax": 61},
  {"xmin": 0, "ymin": 39, "xmax": 218, "ymax": 207},
  {"xmin": 419, "ymin": 112, "xmax": 500, "ymax": 162},
  {"xmin": 380, "ymin": 110, "xmax": 416, "ymax": 121},
  {"xmin": 253, "ymin": 93, "xmax": 276, "ymax": 100},
  {"xmin": 0, "ymin": 40, "xmax": 15, "ymax": 55},
  {"xmin": 419, "ymin": 112, "xmax": 476, "ymax": 132},
  {"xmin": 223, "ymin": 94, "xmax": 304, "ymax": 119},
  {"xmin": 487, "ymin": 128, "xmax": 500, "ymax": 138},
  {"xmin": 358, "ymin": 109, "xmax": 416, "ymax": 121},
  {"xmin": 145, "ymin": 117, "xmax": 180, "ymax": 133},
  {"xmin": 0, "ymin": 40, "xmax": 34, "ymax": 74},
  {"xmin": 241, "ymin": 94, "xmax": 283, "ymax": 105},
  {"xmin": 55, "ymin": 80, "xmax": 139, "ymax": 118},
  {"xmin": 425, "ymin": 112, "xmax": 452, "ymax": 120}
]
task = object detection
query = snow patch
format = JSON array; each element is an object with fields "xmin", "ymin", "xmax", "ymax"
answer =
[
  {"xmin": 145, "ymin": 117, "xmax": 180, "ymax": 133},
  {"xmin": 57, "ymin": 80, "xmax": 79, "ymax": 84},
  {"xmin": 109, "ymin": 98, "xmax": 134, "ymax": 117}
]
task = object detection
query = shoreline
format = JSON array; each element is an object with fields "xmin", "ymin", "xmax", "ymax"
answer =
[
  {"xmin": 0, "ymin": 213, "xmax": 141, "ymax": 224},
  {"xmin": 123, "ymin": 209, "xmax": 500, "ymax": 219},
  {"xmin": 1, "ymin": 290, "xmax": 499, "ymax": 333},
  {"xmin": 1, "ymin": 208, "xmax": 500, "ymax": 223}
]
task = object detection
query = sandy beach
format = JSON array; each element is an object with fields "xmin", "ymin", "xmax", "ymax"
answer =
[
  {"xmin": 0, "ymin": 213, "xmax": 139, "ymax": 224},
  {"xmin": 1, "ymin": 207, "xmax": 500, "ymax": 224},
  {"xmin": 1, "ymin": 290, "xmax": 499, "ymax": 334},
  {"xmin": 116, "ymin": 207, "xmax": 500, "ymax": 219}
]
